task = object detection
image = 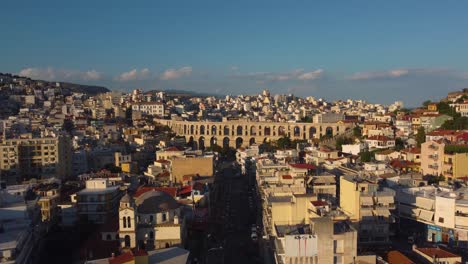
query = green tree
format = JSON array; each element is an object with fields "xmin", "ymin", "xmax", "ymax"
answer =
[
  {"xmin": 300, "ymin": 116, "xmax": 313, "ymax": 123},
  {"xmin": 277, "ymin": 136, "xmax": 292, "ymax": 149},
  {"xmin": 353, "ymin": 126, "xmax": 362, "ymax": 138},
  {"xmin": 394, "ymin": 138, "xmax": 405, "ymax": 151},
  {"xmin": 360, "ymin": 150, "xmax": 374, "ymax": 162},
  {"xmin": 335, "ymin": 137, "xmax": 353, "ymax": 151},
  {"xmin": 422, "ymin": 100, "xmax": 432, "ymax": 107},
  {"xmin": 441, "ymin": 116, "xmax": 468, "ymax": 130},
  {"xmin": 416, "ymin": 126, "xmax": 426, "ymax": 147}
]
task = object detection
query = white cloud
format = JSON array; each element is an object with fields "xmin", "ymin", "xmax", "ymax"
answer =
[
  {"xmin": 18, "ymin": 67, "xmax": 102, "ymax": 81},
  {"xmin": 160, "ymin": 66, "xmax": 192, "ymax": 80},
  {"xmin": 117, "ymin": 68, "xmax": 150, "ymax": 81},
  {"xmin": 297, "ymin": 69, "xmax": 324, "ymax": 80},
  {"xmin": 230, "ymin": 66, "xmax": 239, "ymax": 71},
  {"xmin": 235, "ymin": 68, "xmax": 324, "ymax": 82},
  {"xmin": 349, "ymin": 69, "xmax": 409, "ymax": 80}
]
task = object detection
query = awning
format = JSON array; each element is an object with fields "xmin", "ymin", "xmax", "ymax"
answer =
[
  {"xmin": 360, "ymin": 209, "xmax": 374, "ymax": 217},
  {"xmin": 416, "ymin": 197, "xmax": 434, "ymax": 211},
  {"xmin": 374, "ymin": 209, "xmax": 391, "ymax": 217},
  {"xmin": 361, "ymin": 197, "xmax": 374, "ymax": 206},
  {"xmin": 377, "ymin": 196, "xmax": 394, "ymax": 204},
  {"xmin": 419, "ymin": 209, "xmax": 434, "ymax": 222},
  {"xmin": 399, "ymin": 205, "xmax": 420, "ymax": 217}
]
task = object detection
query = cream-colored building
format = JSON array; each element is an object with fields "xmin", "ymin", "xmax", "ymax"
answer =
[
  {"xmin": 340, "ymin": 176, "xmax": 395, "ymax": 244},
  {"xmin": 396, "ymin": 186, "xmax": 468, "ymax": 246},
  {"xmin": 421, "ymin": 140, "xmax": 468, "ymax": 180},
  {"xmin": 0, "ymin": 135, "xmax": 72, "ymax": 184},
  {"xmin": 118, "ymin": 191, "xmax": 182, "ymax": 250},
  {"xmin": 421, "ymin": 140, "xmax": 445, "ymax": 176}
]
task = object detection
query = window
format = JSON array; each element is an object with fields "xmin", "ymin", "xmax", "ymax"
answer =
[
  {"xmin": 149, "ymin": 215, "xmax": 154, "ymax": 222},
  {"xmin": 438, "ymin": 217, "xmax": 444, "ymax": 223},
  {"xmin": 123, "ymin": 218, "xmax": 127, "ymax": 228},
  {"xmin": 106, "ymin": 234, "xmax": 111, "ymax": 240},
  {"xmin": 162, "ymin": 213, "xmax": 167, "ymax": 222},
  {"xmin": 149, "ymin": 231, "xmax": 154, "ymax": 239}
]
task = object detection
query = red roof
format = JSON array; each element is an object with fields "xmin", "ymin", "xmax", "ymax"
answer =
[
  {"xmin": 155, "ymin": 159, "xmax": 171, "ymax": 164},
  {"xmin": 165, "ymin": 147, "xmax": 182, "ymax": 151},
  {"xmin": 401, "ymin": 147, "xmax": 421, "ymax": 154},
  {"xmin": 109, "ymin": 251, "xmax": 134, "ymax": 264},
  {"xmin": 134, "ymin": 186, "xmax": 177, "ymax": 198},
  {"xmin": 193, "ymin": 182, "xmax": 205, "ymax": 191},
  {"xmin": 282, "ymin": 175, "xmax": 293, "ymax": 180},
  {"xmin": 289, "ymin": 163, "xmax": 316, "ymax": 170},
  {"xmin": 311, "ymin": 200, "xmax": 328, "ymax": 207},
  {"xmin": 132, "ymin": 249, "xmax": 148, "ymax": 257},
  {"xmin": 387, "ymin": 251, "xmax": 415, "ymax": 264},
  {"xmin": 416, "ymin": 247, "xmax": 460, "ymax": 259},
  {"xmin": 178, "ymin": 185, "xmax": 192, "ymax": 196}
]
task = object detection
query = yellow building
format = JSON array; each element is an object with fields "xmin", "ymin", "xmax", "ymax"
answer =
[
  {"xmin": 170, "ymin": 156, "xmax": 214, "ymax": 183},
  {"xmin": 0, "ymin": 134, "xmax": 72, "ymax": 183},
  {"xmin": 443, "ymin": 151, "xmax": 468, "ymax": 181},
  {"xmin": 340, "ymin": 176, "xmax": 395, "ymax": 244}
]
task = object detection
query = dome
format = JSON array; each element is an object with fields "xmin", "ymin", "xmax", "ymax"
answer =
[{"xmin": 136, "ymin": 190, "xmax": 179, "ymax": 214}]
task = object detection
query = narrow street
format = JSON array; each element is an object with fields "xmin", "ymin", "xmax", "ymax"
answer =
[{"xmin": 204, "ymin": 162, "xmax": 262, "ymax": 264}]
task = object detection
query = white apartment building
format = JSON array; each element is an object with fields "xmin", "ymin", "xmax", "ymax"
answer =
[
  {"xmin": 76, "ymin": 178, "xmax": 121, "ymax": 224},
  {"xmin": 396, "ymin": 186, "xmax": 468, "ymax": 247},
  {"xmin": 131, "ymin": 102, "xmax": 164, "ymax": 116}
]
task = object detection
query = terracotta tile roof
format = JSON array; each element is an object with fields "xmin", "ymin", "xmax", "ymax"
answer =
[
  {"xmin": 134, "ymin": 186, "xmax": 177, "ymax": 198},
  {"xmin": 289, "ymin": 163, "xmax": 316, "ymax": 169},
  {"xmin": 165, "ymin": 146, "xmax": 183, "ymax": 152},
  {"xmin": 427, "ymin": 130, "xmax": 459, "ymax": 136},
  {"xmin": 109, "ymin": 251, "xmax": 134, "ymax": 264},
  {"xmin": 387, "ymin": 250, "xmax": 415, "ymax": 264},
  {"xmin": 132, "ymin": 249, "xmax": 148, "ymax": 257},
  {"xmin": 416, "ymin": 247, "xmax": 460, "ymax": 259},
  {"xmin": 177, "ymin": 186, "xmax": 192, "ymax": 196},
  {"xmin": 401, "ymin": 147, "xmax": 421, "ymax": 154}
]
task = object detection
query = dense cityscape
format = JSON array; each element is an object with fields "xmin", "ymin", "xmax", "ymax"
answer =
[
  {"xmin": 0, "ymin": 72, "xmax": 467, "ymax": 263},
  {"xmin": 3, "ymin": 2, "xmax": 468, "ymax": 264}
]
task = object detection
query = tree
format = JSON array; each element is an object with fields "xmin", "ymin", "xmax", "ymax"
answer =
[
  {"xmin": 335, "ymin": 137, "xmax": 353, "ymax": 151},
  {"xmin": 416, "ymin": 126, "xmax": 426, "ymax": 147},
  {"xmin": 353, "ymin": 127, "xmax": 362, "ymax": 138},
  {"xmin": 104, "ymin": 163, "xmax": 122, "ymax": 173},
  {"xmin": 300, "ymin": 116, "xmax": 313, "ymax": 123},
  {"xmin": 276, "ymin": 136, "xmax": 292, "ymax": 149},
  {"xmin": 422, "ymin": 100, "xmax": 432, "ymax": 107},
  {"xmin": 394, "ymin": 138, "xmax": 405, "ymax": 151},
  {"xmin": 441, "ymin": 116, "xmax": 468, "ymax": 130},
  {"xmin": 360, "ymin": 150, "xmax": 374, "ymax": 162}
]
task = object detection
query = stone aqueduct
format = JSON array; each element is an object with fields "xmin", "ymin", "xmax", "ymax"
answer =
[{"xmin": 155, "ymin": 119, "xmax": 355, "ymax": 149}]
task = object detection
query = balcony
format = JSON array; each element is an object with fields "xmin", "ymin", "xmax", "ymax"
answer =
[
  {"xmin": 429, "ymin": 144, "xmax": 439, "ymax": 150},
  {"xmin": 429, "ymin": 154, "xmax": 439, "ymax": 161},
  {"xmin": 455, "ymin": 215, "xmax": 468, "ymax": 228}
]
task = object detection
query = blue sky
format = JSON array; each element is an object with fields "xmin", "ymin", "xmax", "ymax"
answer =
[{"xmin": 2, "ymin": 1, "xmax": 468, "ymax": 106}]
